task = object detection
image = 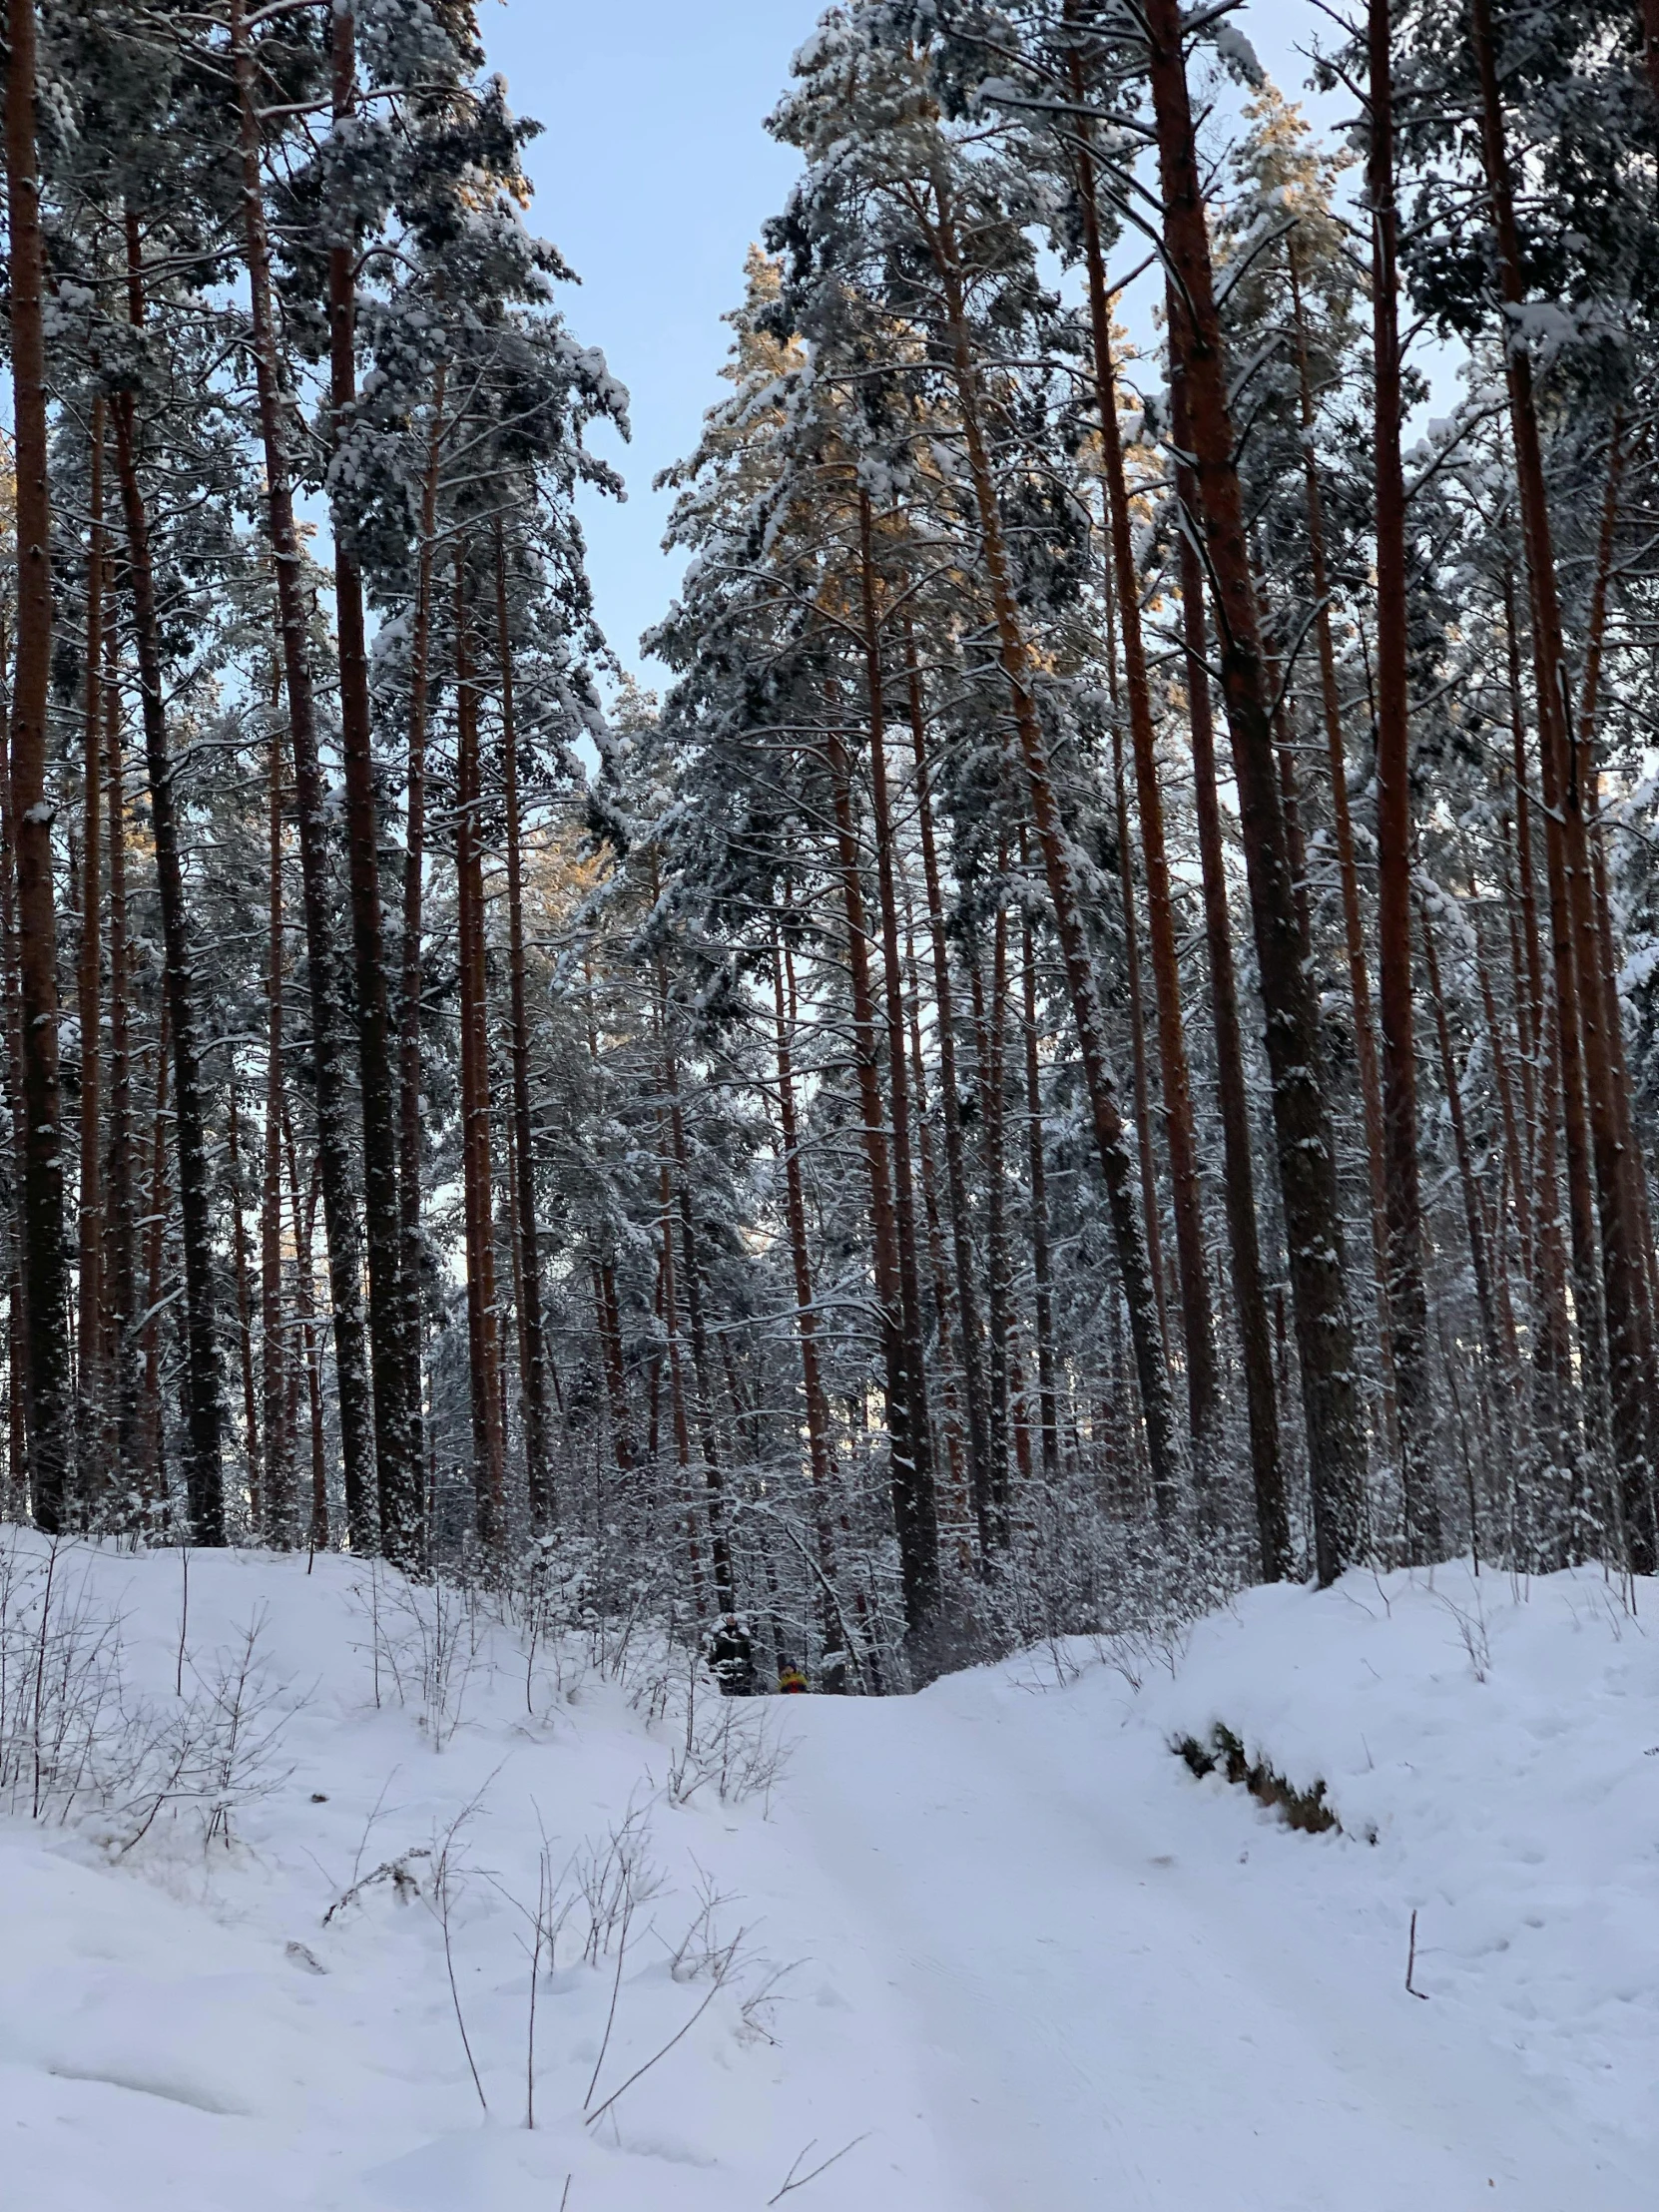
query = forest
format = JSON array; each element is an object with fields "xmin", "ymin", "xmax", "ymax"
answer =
[{"xmin": 3, "ymin": 0, "xmax": 1658, "ymax": 1694}]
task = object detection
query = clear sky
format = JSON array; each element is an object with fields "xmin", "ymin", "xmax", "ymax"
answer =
[
  {"xmin": 484, "ymin": 2, "xmax": 1343, "ymax": 689},
  {"xmin": 483, "ymin": 0, "xmax": 823, "ymax": 689}
]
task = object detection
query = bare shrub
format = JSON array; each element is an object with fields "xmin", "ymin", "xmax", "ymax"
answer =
[
  {"xmin": 350, "ymin": 1564, "xmax": 487, "ymax": 1747},
  {"xmin": 0, "ymin": 1535, "xmax": 297, "ymax": 1854}
]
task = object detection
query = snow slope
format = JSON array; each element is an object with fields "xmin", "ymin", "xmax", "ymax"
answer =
[{"xmin": 0, "ymin": 1538, "xmax": 1652, "ymax": 2209}]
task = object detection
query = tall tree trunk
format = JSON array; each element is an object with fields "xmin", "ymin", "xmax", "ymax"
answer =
[
  {"xmin": 824, "ymin": 700, "xmax": 943, "ymax": 1666},
  {"xmin": 1468, "ymin": 0, "xmax": 1655, "ymax": 1567},
  {"xmin": 398, "ymin": 369, "xmax": 445, "ymax": 1501},
  {"xmin": 1421, "ymin": 903, "xmax": 1501, "ymax": 1367},
  {"xmin": 1067, "ymin": 68, "xmax": 1217, "ymax": 1460},
  {"xmin": 857, "ymin": 495, "xmax": 944, "ymax": 1566},
  {"xmin": 1145, "ymin": 10, "xmax": 1367, "ymax": 1580},
  {"xmin": 905, "ymin": 918, "xmax": 970, "ymax": 1530},
  {"xmin": 112, "ymin": 236, "xmax": 224, "ymax": 1544},
  {"xmin": 1113, "ymin": 718, "xmax": 1172, "ymax": 1365},
  {"xmin": 765, "ymin": 924, "xmax": 845, "ymax": 1610},
  {"xmin": 1174, "ymin": 463, "xmax": 1292, "ymax": 1580},
  {"xmin": 1577, "ymin": 427, "xmax": 1659, "ymax": 1352},
  {"xmin": 103, "ymin": 643, "xmax": 139, "ymax": 1497},
  {"xmin": 924, "ymin": 172, "xmax": 1179, "ymax": 1516},
  {"xmin": 138, "ymin": 1010, "xmax": 171, "ymax": 1510},
  {"xmin": 901, "ymin": 625, "xmax": 994, "ymax": 1552},
  {"xmin": 0, "ymin": 663, "xmax": 30, "ymax": 1512},
  {"xmin": 77, "ymin": 403, "xmax": 107, "ymax": 1477},
  {"xmin": 227, "ymin": 1080, "xmax": 263, "ymax": 1524},
  {"xmin": 452, "ymin": 552, "xmax": 507, "ymax": 1544},
  {"xmin": 282, "ymin": 1107, "xmax": 329, "ymax": 1550},
  {"xmin": 6, "ymin": 0, "xmax": 72, "ymax": 1525},
  {"xmin": 1504, "ymin": 577, "xmax": 1545, "ymax": 1101},
  {"xmin": 591, "ymin": 1257, "xmax": 634, "ymax": 1478},
  {"xmin": 654, "ymin": 1125, "xmax": 701, "ymax": 1600},
  {"xmin": 262, "ymin": 722, "xmax": 292, "ymax": 1541},
  {"xmin": 1529, "ymin": 989, "xmax": 1578, "ymax": 1557},
  {"xmin": 582, "ymin": 979, "xmax": 634, "ymax": 1483},
  {"xmin": 1367, "ymin": 0, "xmax": 1438, "ymax": 1558},
  {"xmin": 656, "ymin": 982, "xmax": 736, "ymax": 1611},
  {"xmin": 969, "ymin": 895, "xmax": 1013, "ymax": 1537},
  {"xmin": 231, "ymin": 0, "xmax": 376, "ymax": 1550},
  {"xmin": 493, "ymin": 523, "xmax": 554, "ymax": 1525},
  {"xmin": 1473, "ymin": 922, "xmax": 1532, "ymax": 1291},
  {"xmin": 328, "ymin": 3, "xmax": 419, "ymax": 1562},
  {"xmin": 1020, "ymin": 901, "xmax": 1061, "ymax": 1487},
  {"xmin": 1288, "ymin": 250, "xmax": 1393, "ymax": 1377}
]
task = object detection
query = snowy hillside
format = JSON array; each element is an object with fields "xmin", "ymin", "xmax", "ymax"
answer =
[{"xmin": 1, "ymin": 1536, "xmax": 1653, "ymax": 2211}]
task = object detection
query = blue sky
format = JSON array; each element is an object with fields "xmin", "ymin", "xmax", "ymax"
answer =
[
  {"xmin": 484, "ymin": 1, "xmax": 822, "ymax": 688},
  {"xmin": 485, "ymin": 2, "xmax": 1343, "ymax": 687}
]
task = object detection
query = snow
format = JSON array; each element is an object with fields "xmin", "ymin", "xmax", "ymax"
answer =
[{"xmin": 1, "ymin": 1538, "xmax": 1652, "ymax": 2209}]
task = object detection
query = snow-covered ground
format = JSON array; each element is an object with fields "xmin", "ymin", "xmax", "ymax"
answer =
[{"xmin": 1, "ymin": 1536, "xmax": 1653, "ymax": 2209}]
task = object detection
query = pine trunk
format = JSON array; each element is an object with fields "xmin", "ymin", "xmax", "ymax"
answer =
[
  {"xmin": 1368, "ymin": 0, "xmax": 1438, "ymax": 1557},
  {"xmin": 452, "ymin": 554, "xmax": 507, "ymax": 1544},
  {"xmin": 227, "ymin": 1082, "xmax": 263, "ymax": 1523},
  {"xmin": 970, "ymin": 899, "xmax": 1013, "ymax": 1537},
  {"xmin": 77, "ymin": 405, "xmax": 107, "ymax": 1476},
  {"xmin": 262, "ymin": 724, "xmax": 292, "ymax": 1540},
  {"xmin": 1070, "ymin": 85, "xmax": 1216, "ymax": 1456},
  {"xmin": 1288, "ymin": 253, "xmax": 1391, "ymax": 1323},
  {"xmin": 398, "ymin": 371, "xmax": 446, "ymax": 1492},
  {"xmin": 1146, "ymin": 6, "xmax": 1367, "ymax": 1579},
  {"xmin": 231, "ymin": 0, "xmax": 376, "ymax": 1549},
  {"xmin": 112, "ymin": 297, "xmax": 225, "ymax": 1543},
  {"xmin": 6, "ymin": 0, "xmax": 72, "ymax": 1524},
  {"xmin": 901, "ymin": 629, "xmax": 995, "ymax": 1551},
  {"xmin": 1113, "ymin": 719, "xmax": 1172, "ymax": 1368},
  {"xmin": 857, "ymin": 498, "xmax": 943, "ymax": 1569},
  {"xmin": 824, "ymin": 703, "xmax": 943, "ymax": 1666},
  {"xmin": 328, "ymin": 4, "xmax": 420, "ymax": 1562},
  {"xmin": 493, "ymin": 525, "xmax": 554, "ymax": 1525},
  {"xmin": 1021, "ymin": 904, "xmax": 1061, "ymax": 1487},
  {"xmin": 1468, "ymin": 0, "xmax": 1656, "ymax": 1566},
  {"xmin": 1174, "ymin": 467, "xmax": 1292, "ymax": 1579},
  {"xmin": 925, "ymin": 174, "xmax": 1180, "ymax": 1514},
  {"xmin": 103, "ymin": 656, "xmax": 139, "ymax": 1495},
  {"xmin": 138, "ymin": 1012, "xmax": 170, "ymax": 1508}
]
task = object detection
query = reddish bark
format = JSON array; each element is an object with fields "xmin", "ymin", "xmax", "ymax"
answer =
[
  {"xmin": 328, "ymin": 2, "xmax": 421, "ymax": 1563},
  {"xmin": 102, "ymin": 644, "xmax": 139, "ymax": 1493},
  {"xmin": 113, "ymin": 228, "xmax": 224, "ymax": 1542},
  {"xmin": 902, "ymin": 626, "xmax": 994, "ymax": 1549},
  {"xmin": 921, "ymin": 168, "xmax": 1179, "ymax": 1513},
  {"xmin": 1173, "ymin": 438, "xmax": 1291, "ymax": 1580},
  {"xmin": 492, "ymin": 524, "xmax": 554, "ymax": 1525},
  {"xmin": 1145, "ymin": 1, "xmax": 1367, "ymax": 1578},
  {"xmin": 452, "ymin": 554, "xmax": 507, "ymax": 1543},
  {"xmin": 1469, "ymin": 0, "xmax": 1655, "ymax": 1566},
  {"xmin": 398, "ymin": 370, "xmax": 446, "ymax": 1496},
  {"xmin": 824, "ymin": 697, "xmax": 943, "ymax": 1657},
  {"xmin": 262, "ymin": 722, "xmax": 292, "ymax": 1540},
  {"xmin": 231, "ymin": 0, "xmax": 375, "ymax": 1547},
  {"xmin": 1368, "ymin": 0, "xmax": 1438, "ymax": 1556},
  {"xmin": 1067, "ymin": 65, "xmax": 1216, "ymax": 1457},
  {"xmin": 77, "ymin": 404, "xmax": 107, "ymax": 1471},
  {"xmin": 6, "ymin": 0, "xmax": 72, "ymax": 1521}
]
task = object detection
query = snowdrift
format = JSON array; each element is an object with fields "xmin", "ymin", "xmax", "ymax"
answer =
[{"xmin": 0, "ymin": 1535, "xmax": 1652, "ymax": 2209}]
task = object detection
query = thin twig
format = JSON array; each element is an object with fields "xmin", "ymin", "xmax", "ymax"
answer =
[
  {"xmin": 769, "ymin": 2132, "xmax": 872, "ymax": 2204},
  {"xmin": 583, "ymin": 1972, "xmax": 729, "ymax": 2128},
  {"xmin": 1405, "ymin": 1908, "xmax": 1430, "ymax": 1999},
  {"xmin": 583, "ymin": 1903, "xmax": 632, "ymax": 2110}
]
